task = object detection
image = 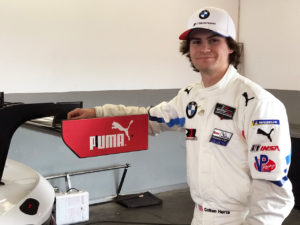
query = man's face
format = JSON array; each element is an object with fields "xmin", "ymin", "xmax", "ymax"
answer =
[{"xmin": 188, "ymin": 29, "xmax": 233, "ymax": 74}]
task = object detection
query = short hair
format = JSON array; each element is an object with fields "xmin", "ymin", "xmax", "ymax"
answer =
[{"xmin": 179, "ymin": 37, "xmax": 242, "ymax": 72}]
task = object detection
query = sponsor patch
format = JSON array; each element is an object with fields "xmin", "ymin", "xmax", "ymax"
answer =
[
  {"xmin": 186, "ymin": 101, "xmax": 197, "ymax": 119},
  {"xmin": 251, "ymin": 120, "xmax": 280, "ymax": 126},
  {"xmin": 184, "ymin": 88, "xmax": 192, "ymax": 95},
  {"xmin": 214, "ymin": 103, "xmax": 236, "ymax": 120},
  {"xmin": 209, "ymin": 128, "xmax": 233, "ymax": 146},
  {"xmin": 185, "ymin": 129, "xmax": 197, "ymax": 140},
  {"xmin": 251, "ymin": 145, "xmax": 261, "ymax": 152},
  {"xmin": 242, "ymin": 92, "xmax": 255, "ymax": 106},
  {"xmin": 257, "ymin": 128, "xmax": 274, "ymax": 142},
  {"xmin": 251, "ymin": 145, "xmax": 280, "ymax": 151},
  {"xmin": 254, "ymin": 154, "xmax": 276, "ymax": 172}
]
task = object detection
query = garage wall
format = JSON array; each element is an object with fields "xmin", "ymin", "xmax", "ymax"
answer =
[
  {"xmin": 239, "ymin": 0, "xmax": 300, "ymax": 91},
  {"xmin": 0, "ymin": 0, "xmax": 238, "ymax": 93}
]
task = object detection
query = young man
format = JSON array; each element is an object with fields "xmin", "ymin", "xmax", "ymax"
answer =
[{"xmin": 68, "ymin": 7, "xmax": 294, "ymax": 225}]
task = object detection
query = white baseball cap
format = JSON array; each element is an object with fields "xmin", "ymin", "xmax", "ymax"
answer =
[{"xmin": 179, "ymin": 7, "xmax": 236, "ymax": 40}]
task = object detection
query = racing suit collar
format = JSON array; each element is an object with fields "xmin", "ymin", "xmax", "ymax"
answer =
[{"xmin": 196, "ymin": 65, "xmax": 238, "ymax": 97}]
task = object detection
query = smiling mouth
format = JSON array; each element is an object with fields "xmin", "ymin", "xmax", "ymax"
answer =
[
  {"xmin": 195, "ymin": 54, "xmax": 214, "ymax": 58},
  {"xmin": 197, "ymin": 57, "xmax": 214, "ymax": 60}
]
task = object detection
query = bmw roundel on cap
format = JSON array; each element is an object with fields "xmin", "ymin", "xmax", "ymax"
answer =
[{"xmin": 199, "ymin": 10, "xmax": 210, "ymax": 19}]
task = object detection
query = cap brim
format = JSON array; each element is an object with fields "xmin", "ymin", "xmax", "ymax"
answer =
[
  {"xmin": 179, "ymin": 29, "xmax": 191, "ymax": 40},
  {"xmin": 179, "ymin": 28, "xmax": 230, "ymax": 40}
]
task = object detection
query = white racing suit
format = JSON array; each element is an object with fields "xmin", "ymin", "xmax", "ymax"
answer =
[{"xmin": 95, "ymin": 65, "xmax": 294, "ymax": 225}]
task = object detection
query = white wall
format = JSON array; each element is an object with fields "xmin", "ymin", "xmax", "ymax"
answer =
[
  {"xmin": 239, "ymin": 0, "xmax": 300, "ymax": 91},
  {"xmin": 0, "ymin": 0, "xmax": 239, "ymax": 93}
]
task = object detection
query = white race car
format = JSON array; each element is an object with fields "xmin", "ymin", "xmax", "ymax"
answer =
[
  {"xmin": 0, "ymin": 159, "xmax": 55, "ymax": 225},
  {"xmin": 0, "ymin": 98, "xmax": 81, "ymax": 225}
]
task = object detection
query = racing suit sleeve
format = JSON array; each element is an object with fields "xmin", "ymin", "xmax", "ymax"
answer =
[
  {"xmin": 243, "ymin": 99, "xmax": 294, "ymax": 225},
  {"xmin": 95, "ymin": 104, "xmax": 148, "ymax": 118},
  {"xmin": 95, "ymin": 104, "xmax": 156, "ymax": 134},
  {"xmin": 94, "ymin": 90, "xmax": 185, "ymax": 135},
  {"xmin": 147, "ymin": 89, "xmax": 186, "ymax": 135}
]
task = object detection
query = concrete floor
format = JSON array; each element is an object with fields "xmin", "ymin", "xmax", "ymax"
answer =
[{"xmin": 79, "ymin": 188, "xmax": 300, "ymax": 225}]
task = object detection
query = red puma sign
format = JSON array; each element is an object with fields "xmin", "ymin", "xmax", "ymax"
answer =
[{"xmin": 62, "ymin": 114, "xmax": 148, "ymax": 158}]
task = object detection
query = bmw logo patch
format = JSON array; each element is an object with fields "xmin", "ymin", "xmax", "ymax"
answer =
[
  {"xmin": 186, "ymin": 101, "xmax": 197, "ymax": 119},
  {"xmin": 199, "ymin": 10, "xmax": 210, "ymax": 19}
]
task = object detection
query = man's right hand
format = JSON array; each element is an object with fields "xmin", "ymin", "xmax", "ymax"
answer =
[{"xmin": 67, "ymin": 108, "xmax": 96, "ymax": 120}]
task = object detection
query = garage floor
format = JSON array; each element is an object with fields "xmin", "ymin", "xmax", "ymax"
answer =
[{"xmin": 78, "ymin": 188, "xmax": 300, "ymax": 225}]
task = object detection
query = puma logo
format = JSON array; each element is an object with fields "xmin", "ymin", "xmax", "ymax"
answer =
[
  {"xmin": 112, "ymin": 120, "xmax": 133, "ymax": 141},
  {"xmin": 242, "ymin": 92, "xmax": 255, "ymax": 106},
  {"xmin": 184, "ymin": 88, "xmax": 192, "ymax": 95},
  {"xmin": 257, "ymin": 128, "xmax": 274, "ymax": 142}
]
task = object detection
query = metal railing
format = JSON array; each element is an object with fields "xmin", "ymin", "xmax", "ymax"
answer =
[{"xmin": 45, "ymin": 163, "xmax": 130, "ymax": 195}]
